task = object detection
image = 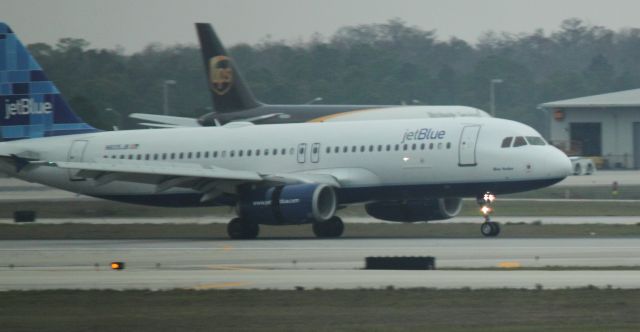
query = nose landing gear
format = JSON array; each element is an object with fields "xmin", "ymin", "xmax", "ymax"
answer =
[{"xmin": 478, "ymin": 192, "xmax": 500, "ymax": 237}]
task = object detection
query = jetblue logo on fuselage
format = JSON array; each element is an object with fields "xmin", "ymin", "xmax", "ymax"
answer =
[
  {"xmin": 401, "ymin": 128, "xmax": 446, "ymax": 143},
  {"xmin": 4, "ymin": 98, "xmax": 53, "ymax": 120}
]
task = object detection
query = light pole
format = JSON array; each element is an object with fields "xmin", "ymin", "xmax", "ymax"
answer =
[
  {"xmin": 490, "ymin": 78, "xmax": 503, "ymax": 117},
  {"xmin": 163, "ymin": 80, "xmax": 177, "ymax": 115}
]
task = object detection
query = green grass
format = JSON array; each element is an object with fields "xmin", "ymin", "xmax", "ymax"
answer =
[
  {"xmin": 1, "ymin": 222, "xmax": 639, "ymax": 240},
  {"xmin": 1, "ymin": 288, "xmax": 640, "ymax": 331}
]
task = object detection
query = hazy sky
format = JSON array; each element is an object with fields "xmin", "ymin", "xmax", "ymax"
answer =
[{"xmin": 4, "ymin": 0, "xmax": 640, "ymax": 53}]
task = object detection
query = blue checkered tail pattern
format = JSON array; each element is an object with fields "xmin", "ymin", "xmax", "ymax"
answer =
[{"xmin": 0, "ymin": 22, "xmax": 97, "ymax": 141}]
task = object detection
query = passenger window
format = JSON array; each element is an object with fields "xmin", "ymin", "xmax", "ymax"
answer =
[
  {"xmin": 369, "ymin": 145, "xmax": 374, "ymax": 152},
  {"xmin": 213, "ymin": 151, "xmax": 218, "ymax": 158},
  {"xmin": 513, "ymin": 136, "xmax": 527, "ymax": 147},
  {"xmin": 264, "ymin": 149, "xmax": 269, "ymax": 156},
  {"xmin": 420, "ymin": 143, "xmax": 425, "ymax": 150},
  {"xmin": 153, "ymin": 154, "xmax": 158, "ymax": 160},
  {"xmin": 326, "ymin": 147, "xmax": 331, "ymax": 154},
  {"xmin": 501, "ymin": 137, "xmax": 513, "ymax": 148},
  {"xmin": 360, "ymin": 146, "xmax": 365, "ymax": 152},
  {"xmin": 429, "ymin": 143, "xmax": 434, "ymax": 150},
  {"xmin": 403, "ymin": 144, "xmax": 408, "ymax": 151},
  {"xmin": 411, "ymin": 143, "xmax": 416, "ymax": 150},
  {"xmin": 196, "ymin": 152, "xmax": 201, "ymax": 158},
  {"xmin": 386, "ymin": 145, "xmax": 391, "ymax": 151},
  {"xmin": 446, "ymin": 142, "xmax": 451, "ymax": 149},
  {"xmin": 188, "ymin": 152, "xmax": 193, "ymax": 159},
  {"xmin": 162, "ymin": 153, "xmax": 167, "ymax": 160},
  {"xmin": 238, "ymin": 150, "xmax": 243, "ymax": 157},
  {"xmin": 335, "ymin": 146, "xmax": 340, "ymax": 153},
  {"xmin": 247, "ymin": 150, "xmax": 252, "ymax": 157},
  {"xmin": 204, "ymin": 151, "xmax": 209, "ymax": 158},
  {"xmin": 377, "ymin": 145, "xmax": 382, "ymax": 152},
  {"xmin": 128, "ymin": 155, "xmax": 133, "ymax": 160},
  {"xmin": 281, "ymin": 148, "xmax": 286, "ymax": 155},
  {"xmin": 256, "ymin": 149, "xmax": 261, "ymax": 156},
  {"xmin": 394, "ymin": 144, "xmax": 399, "ymax": 151},
  {"xmin": 526, "ymin": 136, "xmax": 546, "ymax": 146},
  {"xmin": 145, "ymin": 154, "xmax": 150, "ymax": 160},
  {"xmin": 136, "ymin": 154, "xmax": 142, "ymax": 160},
  {"xmin": 352, "ymin": 146, "xmax": 357, "ymax": 153},
  {"xmin": 230, "ymin": 150, "xmax": 235, "ymax": 157},
  {"xmin": 111, "ymin": 155, "xmax": 116, "ymax": 159},
  {"xmin": 179, "ymin": 152, "xmax": 184, "ymax": 159}
]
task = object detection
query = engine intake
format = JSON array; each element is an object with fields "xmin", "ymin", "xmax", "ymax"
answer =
[
  {"xmin": 365, "ymin": 198, "xmax": 463, "ymax": 222},
  {"xmin": 237, "ymin": 183, "xmax": 337, "ymax": 225}
]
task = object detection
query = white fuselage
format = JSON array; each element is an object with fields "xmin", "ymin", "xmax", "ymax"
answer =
[{"xmin": 0, "ymin": 117, "xmax": 571, "ymax": 206}]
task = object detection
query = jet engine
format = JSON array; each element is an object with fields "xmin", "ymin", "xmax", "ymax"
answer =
[
  {"xmin": 364, "ymin": 198, "xmax": 463, "ymax": 222},
  {"xmin": 236, "ymin": 183, "xmax": 337, "ymax": 225}
]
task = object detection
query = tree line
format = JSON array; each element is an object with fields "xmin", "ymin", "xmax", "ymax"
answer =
[{"xmin": 27, "ymin": 18, "xmax": 640, "ymax": 132}]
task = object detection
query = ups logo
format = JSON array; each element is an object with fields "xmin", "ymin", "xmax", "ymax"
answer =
[{"xmin": 209, "ymin": 56, "xmax": 234, "ymax": 95}]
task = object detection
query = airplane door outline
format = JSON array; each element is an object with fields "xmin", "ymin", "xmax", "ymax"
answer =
[
  {"xmin": 458, "ymin": 125, "xmax": 481, "ymax": 167},
  {"xmin": 310, "ymin": 143, "xmax": 320, "ymax": 163},
  {"xmin": 68, "ymin": 140, "xmax": 88, "ymax": 181},
  {"xmin": 297, "ymin": 143, "xmax": 307, "ymax": 163}
]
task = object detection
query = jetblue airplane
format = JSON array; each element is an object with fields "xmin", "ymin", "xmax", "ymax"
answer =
[
  {"xmin": 130, "ymin": 23, "xmax": 490, "ymax": 128},
  {"xmin": 0, "ymin": 23, "xmax": 572, "ymax": 239}
]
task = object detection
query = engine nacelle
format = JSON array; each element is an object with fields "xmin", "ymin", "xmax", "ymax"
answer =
[
  {"xmin": 237, "ymin": 184, "xmax": 337, "ymax": 225},
  {"xmin": 365, "ymin": 198, "xmax": 463, "ymax": 222}
]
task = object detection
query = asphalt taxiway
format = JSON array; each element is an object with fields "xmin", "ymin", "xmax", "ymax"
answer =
[{"xmin": 2, "ymin": 238, "xmax": 640, "ymax": 290}]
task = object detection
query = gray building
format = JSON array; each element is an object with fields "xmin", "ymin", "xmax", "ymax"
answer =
[{"xmin": 539, "ymin": 88, "xmax": 640, "ymax": 169}]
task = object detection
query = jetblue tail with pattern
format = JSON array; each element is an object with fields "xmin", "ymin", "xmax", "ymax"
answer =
[{"xmin": 0, "ymin": 23, "xmax": 97, "ymax": 141}]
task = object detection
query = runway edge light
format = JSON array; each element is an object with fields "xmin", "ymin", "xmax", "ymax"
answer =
[{"xmin": 111, "ymin": 262, "xmax": 125, "ymax": 270}]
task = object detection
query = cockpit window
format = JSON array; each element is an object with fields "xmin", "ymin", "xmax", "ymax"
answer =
[
  {"xmin": 501, "ymin": 137, "xmax": 513, "ymax": 148},
  {"xmin": 513, "ymin": 136, "xmax": 527, "ymax": 147},
  {"xmin": 526, "ymin": 136, "xmax": 546, "ymax": 146}
]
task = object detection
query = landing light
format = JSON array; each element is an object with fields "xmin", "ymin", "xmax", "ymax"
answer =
[
  {"xmin": 483, "ymin": 193, "xmax": 496, "ymax": 203},
  {"xmin": 402, "ymin": 157, "xmax": 410, "ymax": 162},
  {"xmin": 480, "ymin": 206, "xmax": 492, "ymax": 216}
]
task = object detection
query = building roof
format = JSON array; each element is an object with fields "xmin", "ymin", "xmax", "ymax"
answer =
[{"xmin": 539, "ymin": 88, "xmax": 640, "ymax": 109}]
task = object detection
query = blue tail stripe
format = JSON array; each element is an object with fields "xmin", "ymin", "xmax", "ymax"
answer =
[{"xmin": 0, "ymin": 22, "xmax": 98, "ymax": 141}]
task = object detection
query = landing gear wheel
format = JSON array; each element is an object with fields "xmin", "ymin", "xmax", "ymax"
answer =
[
  {"xmin": 312, "ymin": 216, "xmax": 344, "ymax": 238},
  {"xmin": 480, "ymin": 222, "xmax": 500, "ymax": 237},
  {"xmin": 227, "ymin": 218, "xmax": 259, "ymax": 239}
]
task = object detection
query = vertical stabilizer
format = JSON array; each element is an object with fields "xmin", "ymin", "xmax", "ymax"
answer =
[
  {"xmin": 0, "ymin": 23, "xmax": 97, "ymax": 141},
  {"xmin": 196, "ymin": 23, "xmax": 261, "ymax": 113}
]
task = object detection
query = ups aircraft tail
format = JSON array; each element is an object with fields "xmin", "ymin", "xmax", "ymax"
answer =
[
  {"xmin": 196, "ymin": 23, "xmax": 261, "ymax": 113},
  {"xmin": 0, "ymin": 23, "xmax": 97, "ymax": 141}
]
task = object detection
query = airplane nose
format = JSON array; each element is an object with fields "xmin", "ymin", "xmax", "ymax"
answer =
[{"xmin": 552, "ymin": 149, "xmax": 573, "ymax": 178}]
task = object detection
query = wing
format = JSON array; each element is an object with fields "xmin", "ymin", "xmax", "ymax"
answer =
[
  {"xmin": 129, "ymin": 113, "xmax": 200, "ymax": 127},
  {"xmin": 38, "ymin": 159, "xmax": 342, "ymax": 203}
]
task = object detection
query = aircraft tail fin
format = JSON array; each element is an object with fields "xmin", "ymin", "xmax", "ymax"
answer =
[
  {"xmin": 196, "ymin": 23, "xmax": 261, "ymax": 113},
  {"xmin": 0, "ymin": 23, "xmax": 97, "ymax": 141}
]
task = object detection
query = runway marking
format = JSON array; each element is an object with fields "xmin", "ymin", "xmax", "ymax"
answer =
[
  {"xmin": 193, "ymin": 281, "xmax": 252, "ymax": 290},
  {"xmin": 498, "ymin": 261, "xmax": 522, "ymax": 269}
]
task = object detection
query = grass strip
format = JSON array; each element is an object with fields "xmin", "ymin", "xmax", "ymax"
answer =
[{"xmin": 1, "ymin": 288, "xmax": 639, "ymax": 332}]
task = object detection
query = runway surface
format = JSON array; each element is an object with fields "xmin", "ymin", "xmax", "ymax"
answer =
[
  {"xmin": 2, "ymin": 216, "xmax": 640, "ymax": 225},
  {"xmin": 2, "ymin": 238, "xmax": 640, "ymax": 290}
]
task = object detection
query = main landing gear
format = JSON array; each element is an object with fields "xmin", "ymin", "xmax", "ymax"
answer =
[
  {"xmin": 478, "ymin": 192, "xmax": 500, "ymax": 237},
  {"xmin": 227, "ymin": 218, "xmax": 259, "ymax": 239},
  {"xmin": 312, "ymin": 216, "xmax": 344, "ymax": 238},
  {"xmin": 226, "ymin": 216, "xmax": 345, "ymax": 239}
]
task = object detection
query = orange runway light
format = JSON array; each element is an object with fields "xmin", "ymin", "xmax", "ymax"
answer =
[{"xmin": 110, "ymin": 262, "xmax": 125, "ymax": 270}]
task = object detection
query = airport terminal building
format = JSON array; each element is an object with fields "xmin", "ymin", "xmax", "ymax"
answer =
[{"xmin": 540, "ymin": 88, "xmax": 640, "ymax": 169}]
